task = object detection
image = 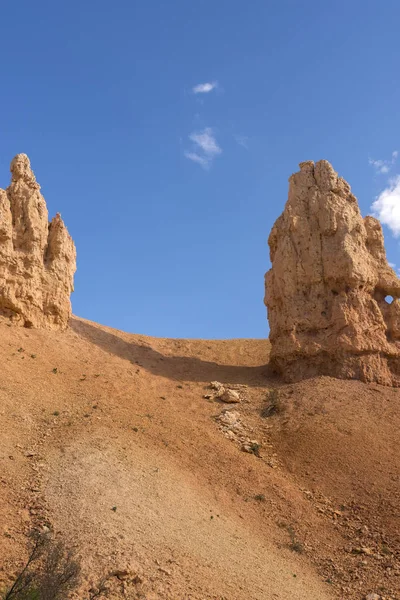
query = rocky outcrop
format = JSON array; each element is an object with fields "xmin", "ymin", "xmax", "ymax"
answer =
[
  {"xmin": 264, "ymin": 160, "xmax": 400, "ymax": 386},
  {"xmin": 0, "ymin": 154, "xmax": 76, "ymax": 330}
]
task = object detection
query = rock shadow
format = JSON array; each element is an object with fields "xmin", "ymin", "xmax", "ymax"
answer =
[{"xmin": 70, "ymin": 318, "xmax": 271, "ymax": 386}]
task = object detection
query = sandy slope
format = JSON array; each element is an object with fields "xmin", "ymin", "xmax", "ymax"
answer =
[{"xmin": 0, "ymin": 318, "xmax": 399, "ymax": 599}]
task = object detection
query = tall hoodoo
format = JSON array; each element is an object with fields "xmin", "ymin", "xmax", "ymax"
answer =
[
  {"xmin": 265, "ymin": 160, "xmax": 400, "ymax": 386},
  {"xmin": 0, "ymin": 154, "xmax": 76, "ymax": 330}
]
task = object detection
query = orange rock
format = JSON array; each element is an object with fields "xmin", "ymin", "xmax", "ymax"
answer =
[
  {"xmin": 265, "ymin": 160, "xmax": 400, "ymax": 386},
  {"xmin": 0, "ymin": 154, "xmax": 76, "ymax": 330}
]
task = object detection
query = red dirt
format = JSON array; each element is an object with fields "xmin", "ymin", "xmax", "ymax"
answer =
[{"xmin": 0, "ymin": 317, "xmax": 399, "ymax": 599}]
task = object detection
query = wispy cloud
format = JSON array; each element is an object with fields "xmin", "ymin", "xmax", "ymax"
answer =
[
  {"xmin": 192, "ymin": 81, "xmax": 218, "ymax": 94},
  {"xmin": 234, "ymin": 135, "xmax": 249, "ymax": 149},
  {"xmin": 189, "ymin": 129, "xmax": 221, "ymax": 155},
  {"xmin": 183, "ymin": 152, "xmax": 209, "ymax": 169},
  {"xmin": 369, "ymin": 150, "xmax": 398, "ymax": 174},
  {"xmin": 371, "ymin": 175, "xmax": 400, "ymax": 236},
  {"xmin": 184, "ymin": 127, "xmax": 222, "ymax": 169}
]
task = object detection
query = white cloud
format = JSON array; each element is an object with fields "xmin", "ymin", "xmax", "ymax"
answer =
[
  {"xmin": 184, "ymin": 151, "xmax": 209, "ymax": 169},
  {"xmin": 192, "ymin": 81, "xmax": 218, "ymax": 94},
  {"xmin": 189, "ymin": 129, "xmax": 221, "ymax": 155},
  {"xmin": 184, "ymin": 127, "xmax": 222, "ymax": 169},
  {"xmin": 371, "ymin": 175, "xmax": 400, "ymax": 236},
  {"xmin": 388, "ymin": 262, "xmax": 396, "ymax": 268},
  {"xmin": 369, "ymin": 150, "xmax": 398, "ymax": 174},
  {"xmin": 369, "ymin": 158, "xmax": 389, "ymax": 174},
  {"xmin": 234, "ymin": 135, "xmax": 249, "ymax": 149}
]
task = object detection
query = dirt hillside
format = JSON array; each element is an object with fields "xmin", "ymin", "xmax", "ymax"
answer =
[{"xmin": 0, "ymin": 318, "xmax": 399, "ymax": 599}]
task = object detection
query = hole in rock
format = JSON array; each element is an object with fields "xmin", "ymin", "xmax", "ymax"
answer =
[{"xmin": 385, "ymin": 296, "xmax": 394, "ymax": 304}]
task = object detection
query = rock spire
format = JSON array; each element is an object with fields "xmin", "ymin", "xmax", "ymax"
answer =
[
  {"xmin": 0, "ymin": 154, "xmax": 76, "ymax": 330},
  {"xmin": 265, "ymin": 160, "xmax": 400, "ymax": 386}
]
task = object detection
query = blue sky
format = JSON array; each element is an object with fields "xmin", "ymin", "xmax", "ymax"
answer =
[{"xmin": 1, "ymin": 0, "xmax": 400, "ymax": 338}]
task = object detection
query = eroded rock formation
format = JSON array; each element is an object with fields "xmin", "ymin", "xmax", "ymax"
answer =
[
  {"xmin": 0, "ymin": 154, "xmax": 76, "ymax": 330},
  {"xmin": 265, "ymin": 160, "xmax": 400, "ymax": 386}
]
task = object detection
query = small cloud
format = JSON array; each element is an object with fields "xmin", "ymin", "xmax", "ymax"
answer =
[
  {"xmin": 184, "ymin": 127, "xmax": 222, "ymax": 169},
  {"xmin": 192, "ymin": 81, "xmax": 218, "ymax": 94},
  {"xmin": 388, "ymin": 262, "xmax": 396, "ymax": 268},
  {"xmin": 371, "ymin": 175, "xmax": 400, "ymax": 237},
  {"xmin": 184, "ymin": 151, "xmax": 209, "ymax": 169},
  {"xmin": 234, "ymin": 135, "xmax": 249, "ymax": 149},
  {"xmin": 189, "ymin": 129, "xmax": 221, "ymax": 155},
  {"xmin": 369, "ymin": 151, "xmax": 398, "ymax": 174},
  {"xmin": 369, "ymin": 158, "xmax": 389, "ymax": 174}
]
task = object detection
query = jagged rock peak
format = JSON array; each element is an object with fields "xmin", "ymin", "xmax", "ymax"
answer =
[
  {"xmin": 0, "ymin": 154, "xmax": 76, "ymax": 330},
  {"xmin": 10, "ymin": 153, "xmax": 37, "ymax": 185},
  {"xmin": 265, "ymin": 159, "xmax": 400, "ymax": 386}
]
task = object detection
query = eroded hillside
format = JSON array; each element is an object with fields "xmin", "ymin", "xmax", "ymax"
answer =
[{"xmin": 0, "ymin": 319, "xmax": 399, "ymax": 599}]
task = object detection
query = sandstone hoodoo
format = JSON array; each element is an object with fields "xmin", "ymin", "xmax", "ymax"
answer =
[
  {"xmin": 0, "ymin": 154, "xmax": 76, "ymax": 330},
  {"xmin": 265, "ymin": 159, "xmax": 400, "ymax": 386}
]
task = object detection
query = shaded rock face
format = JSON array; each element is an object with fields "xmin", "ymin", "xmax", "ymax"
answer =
[
  {"xmin": 0, "ymin": 154, "xmax": 76, "ymax": 330},
  {"xmin": 265, "ymin": 160, "xmax": 400, "ymax": 386}
]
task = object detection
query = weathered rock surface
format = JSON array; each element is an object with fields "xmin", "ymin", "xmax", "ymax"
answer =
[
  {"xmin": 207, "ymin": 381, "xmax": 242, "ymax": 403},
  {"xmin": 219, "ymin": 389, "xmax": 241, "ymax": 403},
  {"xmin": 265, "ymin": 160, "xmax": 400, "ymax": 386},
  {"xmin": 0, "ymin": 154, "xmax": 76, "ymax": 330}
]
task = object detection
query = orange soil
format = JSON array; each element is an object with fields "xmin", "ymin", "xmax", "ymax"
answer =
[{"xmin": 0, "ymin": 318, "xmax": 399, "ymax": 599}]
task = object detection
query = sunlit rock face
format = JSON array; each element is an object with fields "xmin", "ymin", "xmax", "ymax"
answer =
[
  {"xmin": 0, "ymin": 154, "xmax": 76, "ymax": 330},
  {"xmin": 265, "ymin": 160, "xmax": 400, "ymax": 386}
]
